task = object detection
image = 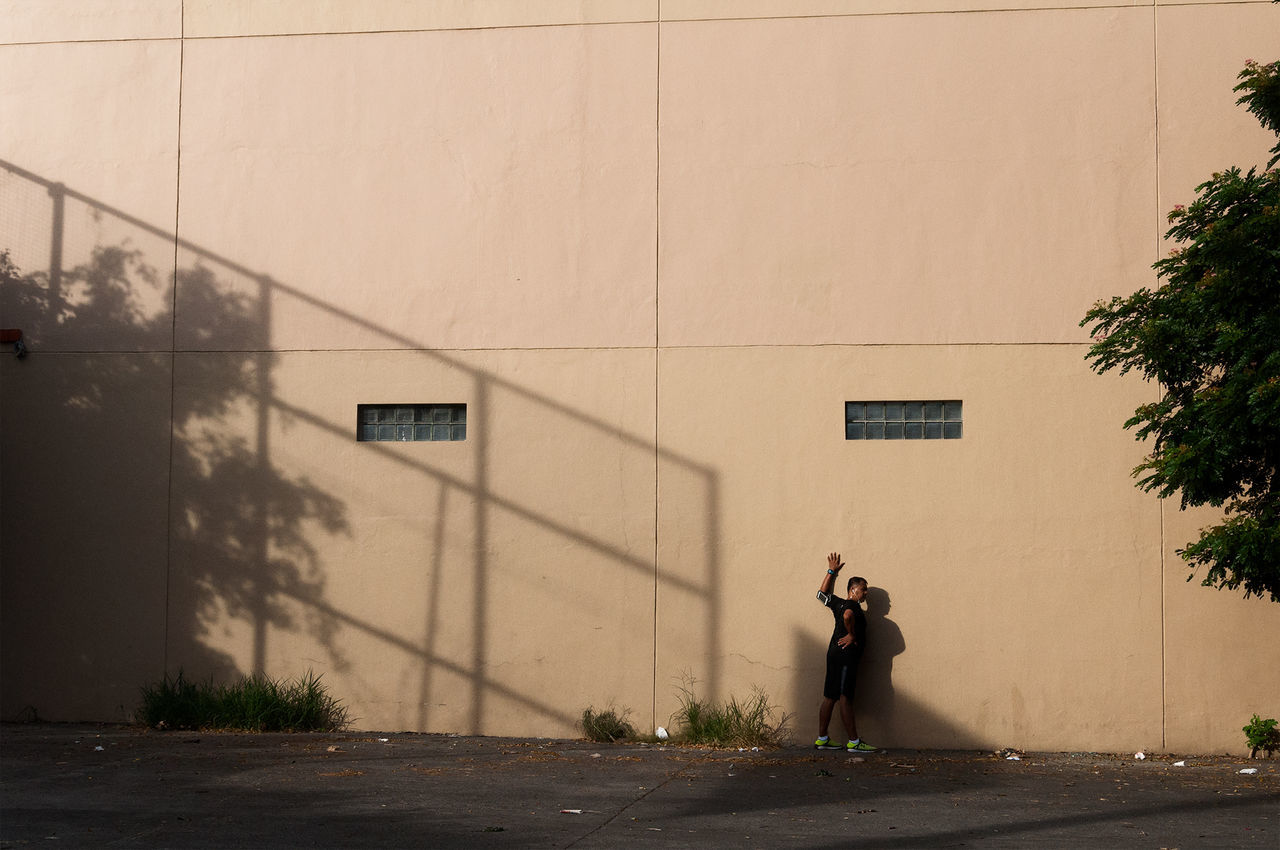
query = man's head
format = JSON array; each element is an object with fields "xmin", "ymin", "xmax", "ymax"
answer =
[{"xmin": 846, "ymin": 576, "xmax": 868, "ymax": 602}]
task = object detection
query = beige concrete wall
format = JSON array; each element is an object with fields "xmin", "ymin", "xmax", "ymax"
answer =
[
  {"xmin": 0, "ymin": 39, "xmax": 178, "ymax": 350},
  {"xmin": 659, "ymin": 8, "xmax": 1156, "ymax": 347},
  {"xmin": 0, "ymin": 1, "xmax": 180, "ymax": 44},
  {"xmin": 164, "ymin": 347, "xmax": 657, "ymax": 736},
  {"xmin": 2, "ymin": 1, "xmax": 1278, "ymax": 752},
  {"xmin": 0, "ymin": 354, "xmax": 171, "ymax": 721},
  {"xmin": 1162, "ymin": 505, "xmax": 1280, "ymax": 753},
  {"xmin": 1157, "ymin": 2, "xmax": 1280, "ymax": 222},
  {"xmin": 657, "ymin": 345, "xmax": 1164, "ymax": 750},
  {"xmin": 183, "ymin": 1, "xmax": 656, "ymax": 38},
  {"xmin": 0, "ymin": 23, "xmax": 180, "ymax": 722},
  {"xmin": 1151, "ymin": 0, "xmax": 1280, "ymax": 756},
  {"xmin": 174, "ymin": 23, "xmax": 656, "ymax": 352}
]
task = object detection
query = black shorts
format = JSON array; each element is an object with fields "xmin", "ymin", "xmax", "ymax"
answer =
[{"xmin": 823, "ymin": 645, "xmax": 861, "ymax": 700}]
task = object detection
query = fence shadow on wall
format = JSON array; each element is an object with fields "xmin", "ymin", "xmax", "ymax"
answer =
[{"xmin": 0, "ymin": 158, "xmax": 721, "ymax": 733}]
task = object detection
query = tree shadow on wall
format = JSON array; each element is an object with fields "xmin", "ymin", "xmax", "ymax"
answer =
[
  {"xmin": 1, "ymin": 246, "xmax": 349, "ymax": 700},
  {"xmin": 3, "ymin": 158, "xmax": 723, "ymax": 735}
]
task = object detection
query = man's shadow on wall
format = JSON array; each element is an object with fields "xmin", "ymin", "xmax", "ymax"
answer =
[
  {"xmin": 791, "ymin": 584, "xmax": 917, "ymax": 746},
  {"xmin": 858, "ymin": 585, "xmax": 904, "ymax": 740}
]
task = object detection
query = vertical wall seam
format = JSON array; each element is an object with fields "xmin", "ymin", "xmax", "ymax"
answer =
[
  {"xmin": 162, "ymin": 3, "xmax": 186, "ymax": 675},
  {"xmin": 1153, "ymin": 2, "xmax": 1167, "ymax": 752},
  {"xmin": 651, "ymin": 2, "xmax": 662, "ymax": 734}
]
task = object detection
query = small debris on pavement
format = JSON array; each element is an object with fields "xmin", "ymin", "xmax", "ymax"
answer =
[
  {"xmin": 655, "ymin": 726, "xmax": 668, "ymax": 740},
  {"xmin": 1173, "ymin": 761, "xmax": 1186, "ymax": 767},
  {"xmin": 560, "ymin": 809, "xmax": 583, "ymax": 814},
  {"xmin": 326, "ymin": 745, "xmax": 343, "ymax": 753},
  {"xmin": 1135, "ymin": 752, "xmax": 1146, "ymax": 760},
  {"xmin": 1239, "ymin": 768, "xmax": 1259, "ymax": 775}
]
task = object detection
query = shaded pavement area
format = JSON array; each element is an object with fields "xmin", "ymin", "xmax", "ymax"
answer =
[{"xmin": 2, "ymin": 724, "xmax": 1276, "ymax": 848}]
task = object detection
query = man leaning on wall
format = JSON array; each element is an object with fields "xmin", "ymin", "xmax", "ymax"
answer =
[{"xmin": 814, "ymin": 552, "xmax": 877, "ymax": 752}]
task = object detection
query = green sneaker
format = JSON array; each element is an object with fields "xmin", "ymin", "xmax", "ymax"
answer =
[
  {"xmin": 814, "ymin": 738, "xmax": 842, "ymax": 750},
  {"xmin": 846, "ymin": 740, "xmax": 878, "ymax": 752}
]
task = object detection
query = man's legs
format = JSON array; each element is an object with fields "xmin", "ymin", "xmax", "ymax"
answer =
[
  {"xmin": 840, "ymin": 665, "xmax": 877, "ymax": 751},
  {"xmin": 818, "ymin": 695, "xmax": 859, "ymax": 745},
  {"xmin": 818, "ymin": 697, "xmax": 836, "ymax": 738},
  {"xmin": 822, "ymin": 653, "xmax": 874, "ymax": 750},
  {"xmin": 838, "ymin": 695, "xmax": 857, "ymax": 742}
]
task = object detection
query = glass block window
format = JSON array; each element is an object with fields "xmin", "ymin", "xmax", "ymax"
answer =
[
  {"xmin": 358, "ymin": 404, "xmax": 466, "ymax": 442},
  {"xmin": 845, "ymin": 400, "xmax": 962, "ymax": 440}
]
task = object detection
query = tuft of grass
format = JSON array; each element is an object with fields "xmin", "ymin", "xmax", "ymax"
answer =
[
  {"xmin": 671, "ymin": 680, "xmax": 790, "ymax": 749},
  {"xmin": 580, "ymin": 705, "xmax": 637, "ymax": 742},
  {"xmin": 138, "ymin": 670, "xmax": 349, "ymax": 733}
]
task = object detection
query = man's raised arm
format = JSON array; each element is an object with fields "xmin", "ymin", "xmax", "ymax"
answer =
[{"xmin": 817, "ymin": 552, "xmax": 843, "ymax": 602}]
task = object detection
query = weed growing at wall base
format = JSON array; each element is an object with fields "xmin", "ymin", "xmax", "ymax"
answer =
[
  {"xmin": 138, "ymin": 670, "xmax": 349, "ymax": 732},
  {"xmin": 671, "ymin": 680, "xmax": 790, "ymax": 749},
  {"xmin": 580, "ymin": 705, "xmax": 638, "ymax": 742}
]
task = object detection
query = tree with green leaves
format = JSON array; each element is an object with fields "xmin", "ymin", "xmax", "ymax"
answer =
[{"xmin": 1082, "ymin": 58, "xmax": 1280, "ymax": 602}]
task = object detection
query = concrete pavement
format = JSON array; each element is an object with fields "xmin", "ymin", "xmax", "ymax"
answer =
[{"xmin": 2, "ymin": 724, "xmax": 1276, "ymax": 848}]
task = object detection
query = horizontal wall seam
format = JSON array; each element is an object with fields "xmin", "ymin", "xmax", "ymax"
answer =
[
  {"xmin": 657, "ymin": 341, "xmax": 1098, "ymax": 351},
  {"xmin": 8, "ymin": 0, "xmax": 1266, "ymax": 48},
  {"xmin": 19, "ymin": 341, "xmax": 1099, "ymax": 356},
  {"xmin": 0, "ymin": 37, "xmax": 182, "ymax": 47}
]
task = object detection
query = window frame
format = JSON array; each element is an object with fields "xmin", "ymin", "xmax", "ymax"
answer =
[
  {"xmin": 356, "ymin": 403, "xmax": 467, "ymax": 442},
  {"xmin": 845, "ymin": 400, "xmax": 962, "ymax": 440}
]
